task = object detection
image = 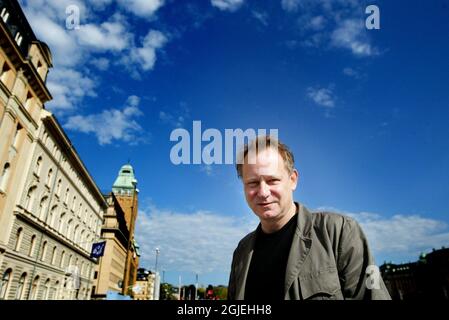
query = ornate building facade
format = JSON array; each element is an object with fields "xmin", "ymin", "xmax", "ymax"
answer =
[{"xmin": 0, "ymin": 0, "xmax": 107, "ymax": 300}]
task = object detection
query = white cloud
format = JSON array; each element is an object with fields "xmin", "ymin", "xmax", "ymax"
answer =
[
  {"xmin": 76, "ymin": 18, "xmax": 132, "ymax": 52},
  {"xmin": 307, "ymin": 15, "xmax": 326, "ymax": 31},
  {"xmin": 307, "ymin": 86, "xmax": 335, "ymax": 108},
  {"xmin": 46, "ymin": 68, "xmax": 96, "ymax": 113},
  {"xmin": 159, "ymin": 111, "xmax": 185, "ymax": 128},
  {"xmin": 331, "ymin": 19, "xmax": 378, "ymax": 57},
  {"xmin": 121, "ymin": 30, "xmax": 168, "ymax": 75},
  {"xmin": 251, "ymin": 10, "xmax": 268, "ymax": 26},
  {"xmin": 90, "ymin": 57, "xmax": 110, "ymax": 71},
  {"xmin": 211, "ymin": 0, "xmax": 244, "ymax": 12},
  {"xmin": 19, "ymin": 1, "xmax": 166, "ymax": 116},
  {"xmin": 200, "ymin": 165, "xmax": 214, "ymax": 177},
  {"xmin": 117, "ymin": 0, "xmax": 164, "ymax": 18},
  {"xmin": 281, "ymin": 0, "xmax": 301, "ymax": 13},
  {"xmin": 64, "ymin": 96, "xmax": 146, "ymax": 145},
  {"xmin": 315, "ymin": 206, "xmax": 449, "ymax": 264},
  {"xmin": 134, "ymin": 203, "xmax": 258, "ymax": 275}
]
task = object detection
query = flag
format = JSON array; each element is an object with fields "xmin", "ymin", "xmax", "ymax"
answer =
[{"xmin": 91, "ymin": 241, "xmax": 106, "ymax": 258}]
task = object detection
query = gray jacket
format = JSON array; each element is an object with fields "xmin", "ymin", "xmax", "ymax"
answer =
[{"xmin": 228, "ymin": 203, "xmax": 391, "ymax": 300}]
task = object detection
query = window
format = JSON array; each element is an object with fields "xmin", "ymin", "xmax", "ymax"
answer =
[
  {"xmin": 71, "ymin": 196, "xmax": 76, "ymax": 211},
  {"xmin": 41, "ymin": 241, "xmax": 47, "ymax": 261},
  {"xmin": 42, "ymin": 279, "xmax": 50, "ymax": 300},
  {"xmin": 53, "ymin": 281, "xmax": 59, "ymax": 300},
  {"xmin": 0, "ymin": 269, "xmax": 12, "ymax": 299},
  {"xmin": 14, "ymin": 32, "xmax": 23, "ymax": 46},
  {"xmin": 35, "ymin": 156, "xmax": 42, "ymax": 176},
  {"xmin": 25, "ymin": 91, "xmax": 33, "ymax": 111},
  {"xmin": 12, "ymin": 123, "xmax": 23, "ymax": 148},
  {"xmin": 78, "ymin": 203, "xmax": 82, "ymax": 218},
  {"xmin": 15, "ymin": 273, "xmax": 27, "ymax": 300},
  {"xmin": 1, "ymin": 8, "xmax": 10, "ymax": 23},
  {"xmin": 51, "ymin": 246, "xmax": 57, "ymax": 265},
  {"xmin": 29, "ymin": 235, "xmax": 36, "ymax": 257},
  {"xmin": 29, "ymin": 276, "xmax": 40, "ymax": 300},
  {"xmin": 73, "ymin": 225, "xmax": 79, "ymax": 243},
  {"xmin": 0, "ymin": 162, "xmax": 10, "ymax": 191},
  {"xmin": 56, "ymin": 179, "xmax": 62, "ymax": 197},
  {"xmin": 46, "ymin": 168, "xmax": 53, "ymax": 187},
  {"xmin": 64, "ymin": 188, "xmax": 69, "ymax": 204},
  {"xmin": 25, "ymin": 186, "xmax": 36, "ymax": 211},
  {"xmin": 0, "ymin": 61, "xmax": 12, "ymax": 87},
  {"xmin": 66, "ymin": 219, "xmax": 73, "ymax": 239},
  {"xmin": 58, "ymin": 212, "xmax": 65, "ymax": 234},
  {"xmin": 38, "ymin": 196, "xmax": 48, "ymax": 220},
  {"xmin": 14, "ymin": 227, "xmax": 23, "ymax": 252},
  {"xmin": 60, "ymin": 251, "xmax": 66, "ymax": 268},
  {"xmin": 49, "ymin": 205, "xmax": 57, "ymax": 228}
]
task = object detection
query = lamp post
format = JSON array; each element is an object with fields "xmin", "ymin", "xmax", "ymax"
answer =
[{"xmin": 155, "ymin": 247, "xmax": 160, "ymax": 273}]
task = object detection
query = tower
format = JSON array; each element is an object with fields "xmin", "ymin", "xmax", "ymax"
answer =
[{"xmin": 112, "ymin": 164, "xmax": 140, "ymax": 296}]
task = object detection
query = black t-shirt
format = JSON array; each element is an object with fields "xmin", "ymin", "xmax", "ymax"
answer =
[{"xmin": 244, "ymin": 211, "xmax": 298, "ymax": 300}]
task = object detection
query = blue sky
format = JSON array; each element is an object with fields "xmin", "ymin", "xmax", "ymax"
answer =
[{"xmin": 19, "ymin": 0, "xmax": 449, "ymax": 287}]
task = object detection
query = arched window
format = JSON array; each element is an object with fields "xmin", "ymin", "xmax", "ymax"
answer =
[
  {"xmin": 58, "ymin": 212, "xmax": 66, "ymax": 234},
  {"xmin": 79, "ymin": 230, "xmax": 85, "ymax": 249},
  {"xmin": 29, "ymin": 235, "xmax": 36, "ymax": 257},
  {"xmin": 25, "ymin": 186, "xmax": 36, "ymax": 211},
  {"xmin": 46, "ymin": 168, "xmax": 53, "ymax": 186},
  {"xmin": 0, "ymin": 268, "xmax": 12, "ymax": 299},
  {"xmin": 73, "ymin": 225, "xmax": 79, "ymax": 243},
  {"xmin": 35, "ymin": 156, "xmax": 42, "ymax": 176},
  {"xmin": 14, "ymin": 227, "xmax": 23, "ymax": 251},
  {"xmin": 60, "ymin": 250, "xmax": 66, "ymax": 268},
  {"xmin": 53, "ymin": 281, "xmax": 60, "ymax": 300},
  {"xmin": 12, "ymin": 123, "xmax": 22, "ymax": 148},
  {"xmin": 49, "ymin": 205, "xmax": 57, "ymax": 228},
  {"xmin": 0, "ymin": 162, "xmax": 11, "ymax": 191},
  {"xmin": 15, "ymin": 273, "xmax": 27, "ymax": 300},
  {"xmin": 41, "ymin": 241, "xmax": 47, "ymax": 261},
  {"xmin": 56, "ymin": 179, "xmax": 62, "ymax": 196},
  {"xmin": 64, "ymin": 188, "xmax": 69, "ymax": 204},
  {"xmin": 71, "ymin": 196, "xmax": 76, "ymax": 211},
  {"xmin": 78, "ymin": 203, "xmax": 82, "ymax": 218},
  {"xmin": 68, "ymin": 254, "xmax": 73, "ymax": 268},
  {"xmin": 66, "ymin": 219, "xmax": 73, "ymax": 239},
  {"xmin": 29, "ymin": 275, "xmax": 40, "ymax": 300},
  {"xmin": 42, "ymin": 279, "xmax": 51, "ymax": 300},
  {"xmin": 51, "ymin": 246, "xmax": 57, "ymax": 265},
  {"xmin": 1, "ymin": 8, "xmax": 10, "ymax": 23},
  {"xmin": 38, "ymin": 196, "xmax": 48, "ymax": 220}
]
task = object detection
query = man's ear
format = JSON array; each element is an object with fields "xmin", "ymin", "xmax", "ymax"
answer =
[{"xmin": 291, "ymin": 169, "xmax": 299, "ymax": 191}]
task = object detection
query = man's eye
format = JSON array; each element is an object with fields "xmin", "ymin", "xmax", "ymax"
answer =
[
  {"xmin": 247, "ymin": 182, "xmax": 258, "ymax": 187},
  {"xmin": 268, "ymin": 179, "xmax": 280, "ymax": 184}
]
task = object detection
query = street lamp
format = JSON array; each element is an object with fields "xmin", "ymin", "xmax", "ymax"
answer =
[{"xmin": 155, "ymin": 247, "xmax": 160, "ymax": 273}]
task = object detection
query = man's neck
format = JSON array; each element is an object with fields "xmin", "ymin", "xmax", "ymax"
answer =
[{"xmin": 260, "ymin": 202, "xmax": 297, "ymax": 234}]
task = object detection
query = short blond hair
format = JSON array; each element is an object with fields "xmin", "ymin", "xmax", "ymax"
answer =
[{"xmin": 236, "ymin": 135, "xmax": 295, "ymax": 179}]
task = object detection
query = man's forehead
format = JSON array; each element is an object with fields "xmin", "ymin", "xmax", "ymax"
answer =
[{"xmin": 242, "ymin": 149, "xmax": 283, "ymax": 175}]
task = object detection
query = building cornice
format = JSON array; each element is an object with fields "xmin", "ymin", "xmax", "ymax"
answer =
[{"xmin": 0, "ymin": 22, "xmax": 52, "ymax": 103}]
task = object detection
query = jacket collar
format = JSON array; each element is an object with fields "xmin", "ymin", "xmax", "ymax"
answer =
[
  {"xmin": 284, "ymin": 202, "xmax": 313, "ymax": 298},
  {"xmin": 234, "ymin": 202, "xmax": 313, "ymax": 299}
]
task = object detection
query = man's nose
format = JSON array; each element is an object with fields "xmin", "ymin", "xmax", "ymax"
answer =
[{"xmin": 257, "ymin": 181, "xmax": 270, "ymax": 198}]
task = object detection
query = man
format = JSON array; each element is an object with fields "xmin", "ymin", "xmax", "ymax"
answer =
[{"xmin": 227, "ymin": 135, "xmax": 391, "ymax": 300}]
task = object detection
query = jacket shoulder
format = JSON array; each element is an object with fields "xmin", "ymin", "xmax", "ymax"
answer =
[{"xmin": 310, "ymin": 211, "xmax": 361, "ymax": 238}]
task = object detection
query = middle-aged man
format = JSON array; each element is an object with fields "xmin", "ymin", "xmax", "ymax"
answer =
[{"xmin": 227, "ymin": 135, "xmax": 391, "ymax": 300}]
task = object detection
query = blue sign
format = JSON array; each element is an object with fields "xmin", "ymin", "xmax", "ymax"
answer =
[{"xmin": 91, "ymin": 241, "xmax": 106, "ymax": 258}]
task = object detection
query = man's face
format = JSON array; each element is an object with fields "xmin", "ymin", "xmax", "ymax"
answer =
[{"xmin": 241, "ymin": 148, "xmax": 298, "ymax": 223}]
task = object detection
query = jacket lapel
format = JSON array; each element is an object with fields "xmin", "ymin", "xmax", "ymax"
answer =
[
  {"xmin": 284, "ymin": 203, "xmax": 313, "ymax": 298},
  {"xmin": 235, "ymin": 231, "xmax": 256, "ymax": 300}
]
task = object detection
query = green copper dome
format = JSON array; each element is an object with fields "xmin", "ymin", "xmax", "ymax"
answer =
[{"xmin": 112, "ymin": 164, "xmax": 137, "ymax": 195}]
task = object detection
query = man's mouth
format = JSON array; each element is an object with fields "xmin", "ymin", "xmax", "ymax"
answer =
[{"xmin": 258, "ymin": 202, "xmax": 273, "ymax": 206}]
